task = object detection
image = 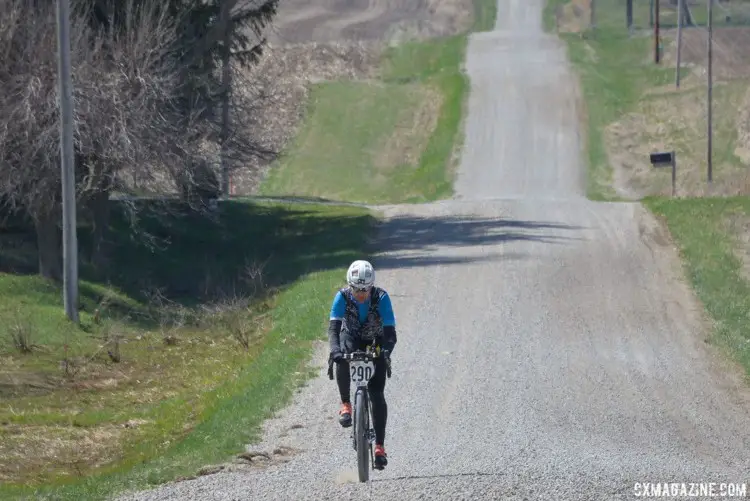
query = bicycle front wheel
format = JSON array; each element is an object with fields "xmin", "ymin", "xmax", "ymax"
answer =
[{"xmin": 354, "ymin": 390, "xmax": 370, "ymax": 482}]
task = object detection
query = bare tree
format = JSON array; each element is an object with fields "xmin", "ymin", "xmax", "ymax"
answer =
[
  {"xmin": 73, "ymin": 0, "xmax": 197, "ymax": 268},
  {"xmin": 0, "ymin": 0, "xmax": 71, "ymax": 279},
  {"xmin": 79, "ymin": 0, "xmax": 280, "ymax": 205},
  {"xmin": 0, "ymin": 0, "xmax": 193, "ymax": 278},
  {"xmin": 0, "ymin": 0, "xmax": 281, "ymax": 279}
]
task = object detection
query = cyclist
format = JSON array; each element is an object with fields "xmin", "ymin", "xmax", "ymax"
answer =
[{"xmin": 328, "ymin": 259, "xmax": 397, "ymax": 470}]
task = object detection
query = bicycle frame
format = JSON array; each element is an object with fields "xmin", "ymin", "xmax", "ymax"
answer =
[
  {"xmin": 333, "ymin": 347, "xmax": 391, "ymax": 483},
  {"xmin": 346, "ymin": 349, "xmax": 376, "ymax": 482}
]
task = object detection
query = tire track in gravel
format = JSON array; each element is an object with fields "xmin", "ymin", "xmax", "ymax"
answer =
[{"xmin": 114, "ymin": 1, "xmax": 750, "ymax": 500}]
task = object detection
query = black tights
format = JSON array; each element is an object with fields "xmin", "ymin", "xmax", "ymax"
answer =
[{"xmin": 336, "ymin": 358, "xmax": 388, "ymax": 445}]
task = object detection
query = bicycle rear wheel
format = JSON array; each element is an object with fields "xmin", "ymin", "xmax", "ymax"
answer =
[{"xmin": 354, "ymin": 390, "xmax": 370, "ymax": 482}]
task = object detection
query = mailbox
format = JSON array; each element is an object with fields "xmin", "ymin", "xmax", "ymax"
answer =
[{"xmin": 649, "ymin": 150, "xmax": 676, "ymax": 196}]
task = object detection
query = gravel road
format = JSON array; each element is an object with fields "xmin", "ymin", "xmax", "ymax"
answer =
[{"xmin": 115, "ymin": 1, "xmax": 750, "ymax": 499}]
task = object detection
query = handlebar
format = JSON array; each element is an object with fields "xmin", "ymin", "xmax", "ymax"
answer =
[
  {"xmin": 342, "ymin": 350, "xmax": 388, "ymax": 361},
  {"xmin": 328, "ymin": 349, "xmax": 391, "ymax": 379}
]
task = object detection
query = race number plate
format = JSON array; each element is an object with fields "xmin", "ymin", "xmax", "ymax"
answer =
[{"xmin": 350, "ymin": 361, "xmax": 375, "ymax": 387}]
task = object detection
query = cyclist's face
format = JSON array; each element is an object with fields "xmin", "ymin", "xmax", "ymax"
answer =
[{"xmin": 352, "ymin": 287, "xmax": 370, "ymax": 302}]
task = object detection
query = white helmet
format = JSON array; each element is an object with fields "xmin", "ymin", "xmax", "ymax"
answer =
[{"xmin": 346, "ymin": 260, "xmax": 375, "ymax": 290}]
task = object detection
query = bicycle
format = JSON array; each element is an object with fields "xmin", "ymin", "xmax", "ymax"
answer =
[{"xmin": 328, "ymin": 346, "xmax": 391, "ymax": 483}]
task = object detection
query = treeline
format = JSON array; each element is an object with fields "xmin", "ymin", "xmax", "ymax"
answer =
[{"xmin": 0, "ymin": 0, "xmax": 278, "ymax": 280}]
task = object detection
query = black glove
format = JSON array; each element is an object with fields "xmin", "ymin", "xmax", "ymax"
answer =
[
  {"xmin": 381, "ymin": 348, "xmax": 392, "ymax": 378},
  {"xmin": 330, "ymin": 350, "xmax": 344, "ymax": 363}
]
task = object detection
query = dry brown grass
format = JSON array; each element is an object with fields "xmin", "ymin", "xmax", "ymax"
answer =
[
  {"xmin": 373, "ymin": 84, "xmax": 443, "ymax": 171},
  {"xmin": 0, "ymin": 424, "xmax": 125, "ymax": 482},
  {"xmin": 268, "ymin": 0, "xmax": 474, "ymax": 45},
  {"xmin": 556, "ymin": 0, "xmax": 592, "ymax": 33},
  {"xmin": 605, "ymin": 81, "xmax": 748, "ymax": 198},
  {"xmin": 602, "ymin": 24, "xmax": 750, "ymax": 200},
  {"xmin": 661, "ymin": 27, "xmax": 750, "ymax": 81}
]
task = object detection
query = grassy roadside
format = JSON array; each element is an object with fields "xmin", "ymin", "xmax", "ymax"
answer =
[
  {"xmin": 546, "ymin": 0, "xmax": 750, "ymax": 381},
  {"xmin": 644, "ymin": 197, "xmax": 750, "ymax": 380},
  {"xmin": 258, "ymin": 0, "xmax": 497, "ymax": 204},
  {"xmin": 3, "ymin": 269, "xmax": 362, "ymax": 501},
  {"xmin": 0, "ymin": 200, "xmax": 377, "ymax": 500}
]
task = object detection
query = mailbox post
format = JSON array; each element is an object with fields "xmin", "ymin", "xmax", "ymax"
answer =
[{"xmin": 649, "ymin": 150, "xmax": 676, "ymax": 197}]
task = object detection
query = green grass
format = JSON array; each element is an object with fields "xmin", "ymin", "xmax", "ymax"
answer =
[
  {"xmin": 473, "ymin": 0, "xmax": 497, "ymax": 32},
  {"xmin": 543, "ymin": 0, "xmax": 564, "ymax": 32},
  {"xmin": 259, "ymin": 0, "xmax": 496, "ymax": 204},
  {"xmin": 258, "ymin": 79, "xmax": 431, "ymax": 204},
  {"xmin": 644, "ymin": 197, "xmax": 750, "ymax": 381},
  {"xmin": 0, "ymin": 199, "xmax": 377, "ymax": 500}
]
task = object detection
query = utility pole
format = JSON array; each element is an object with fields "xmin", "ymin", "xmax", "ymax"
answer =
[
  {"xmin": 590, "ymin": 0, "xmax": 595, "ymax": 30},
  {"xmin": 650, "ymin": 0, "xmax": 654, "ymax": 27},
  {"xmin": 626, "ymin": 0, "xmax": 633, "ymax": 32},
  {"xmin": 707, "ymin": 0, "xmax": 713, "ymax": 185},
  {"xmin": 676, "ymin": 0, "xmax": 684, "ymax": 87},
  {"xmin": 56, "ymin": 0, "xmax": 79, "ymax": 323},
  {"xmin": 654, "ymin": 0, "xmax": 661, "ymax": 63}
]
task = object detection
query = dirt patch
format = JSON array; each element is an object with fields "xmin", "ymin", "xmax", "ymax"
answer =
[
  {"xmin": 556, "ymin": 0, "xmax": 591, "ymax": 33},
  {"xmin": 172, "ymin": 445, "xmax": 304, "ymax": 482},
  {"xmin": 373, "ymin": 85, "xmax": 443, "ymax": 170},
  {"xmin": 638, "ymin": 204, "xmax": 674, "ymax": 250},
  {"xmin": 268, "ymin": 0, "xmax": 473, "ymax": 45}
]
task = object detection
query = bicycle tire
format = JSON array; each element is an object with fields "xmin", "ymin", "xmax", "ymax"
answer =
[
  {"xmin": 355, "ymin": 390, "xmax": 370, "ymax": 482},
  {"xmin": 352, "ymin": 388, "xmax": 360, "ymax": 455}
]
